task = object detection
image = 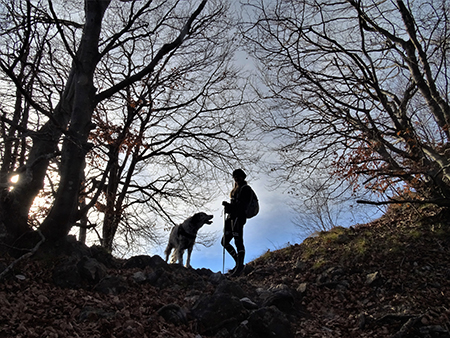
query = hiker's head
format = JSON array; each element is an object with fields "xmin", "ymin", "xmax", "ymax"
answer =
[{"xmin": 232, "ymin": 169, "xmax": 246, "ymax": 183}]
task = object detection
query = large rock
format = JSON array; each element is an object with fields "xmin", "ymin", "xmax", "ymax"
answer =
[
  {"xmin": 261, "ymin": 288, "xmax": 295, "ymax": 313},
  {"xmin": 190, "ymin": 293, "xmax": 247, "ymax": 335},
  {"xmin": 214, "ymin": 279, "xmax": 246, "ymax": 299},
  {"xmin": 52, "ymin": 257, "xmax": 82, "ymax": 289},
  {"xmin": 94, "ymin": 275, "xmax": 128, "ymax": 295},
  {"xmin": 235, "ymin": 306, "xmax": 293, "ymax": 338},
  {"xmin": 52, "ymin": 257, "xmax": 107, "ymax": 288},
  {"xmin": 123, "ymin": 255, "xmax": 166, "ymax": 269},
  {"xmin": 157, "ymin": 303, "xmax": 187, "ymax": 325},
  {"xmin": 77, "ymin": 257, "xmax": 107, "ymax": 283},
  {"xmin": 89, "ymin": 245, "xmax": 121, "ymax": 268}
]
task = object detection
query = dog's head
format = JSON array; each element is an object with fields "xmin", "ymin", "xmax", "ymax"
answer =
[{"xmin": 191, "ymin": 212, "xmax": 214, "ymax": 230}]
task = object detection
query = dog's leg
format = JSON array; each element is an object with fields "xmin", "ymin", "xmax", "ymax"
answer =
[
  {"xmin": 170, "ymin": 249, "xmax": 178, "ymax": 264},
  {"xmin": 185, "ymin": 246, "xmax": 194, "ymax": 268},
  {"xmin": 164, "ymin": 243, "xmax": 173, "ymax": 263},
  {"xmin": 176, "ymin": 249, "xmax": 184, "ymax": 266}
]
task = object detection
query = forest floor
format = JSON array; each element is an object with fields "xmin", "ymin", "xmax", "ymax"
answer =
[{"xmin": 0, "ymin": 203, "xmax": 449, "ymax": 337}]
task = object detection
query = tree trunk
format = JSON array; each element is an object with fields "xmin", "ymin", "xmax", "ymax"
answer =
[
  {"xmin": 102, "ymin": 145, "xmax": 120, "ymax": 252},
  {"xmin": 40, "ymin": 0, "xmax": 111, "ymax": 241}
]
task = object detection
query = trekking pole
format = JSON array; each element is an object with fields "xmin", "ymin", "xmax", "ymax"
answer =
[{"xmin": 222, "ymin": 206, "xmax": 226, "ymax": 274}]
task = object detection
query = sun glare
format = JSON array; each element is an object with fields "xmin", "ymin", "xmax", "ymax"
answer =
[{"xmin": 8, "ymin": 174, "xmax": 20, "ymax": 191}]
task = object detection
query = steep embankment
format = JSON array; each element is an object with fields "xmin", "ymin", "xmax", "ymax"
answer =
[
  {"xmin": 0, "ymin": 205, "xmax": 449, "ymax": 337},
  {"xmin": 242, "ymin": 204, "xmax": 450, "ymax": 337}
]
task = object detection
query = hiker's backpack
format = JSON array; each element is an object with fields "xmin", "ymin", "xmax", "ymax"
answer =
[{"xmin": 241, "ymin": 185, "xmax": 259, "ymax": 219}]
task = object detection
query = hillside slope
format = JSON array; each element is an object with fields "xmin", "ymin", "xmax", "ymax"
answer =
[
  {"xmin": 243, "ymin": 204, "xmax": 450, "ymax": 337},
  {"xmin": 0, "ymin": 205, "xmax": 449, "ymax": 337}
]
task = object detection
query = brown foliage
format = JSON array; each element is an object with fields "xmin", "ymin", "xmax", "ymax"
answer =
[{"xmin": 1, "ymin": 205, "xmax": 449, "ymax": 337}]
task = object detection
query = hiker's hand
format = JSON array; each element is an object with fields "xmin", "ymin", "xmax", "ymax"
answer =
[{"xmin": 222, "ymin": 201, "xmax": 230, "ymax": 213}]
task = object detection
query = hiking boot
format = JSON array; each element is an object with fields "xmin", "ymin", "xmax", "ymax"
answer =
[
  {"xmin": 231, "ymin": 252, "xmax": 245, "ymax": 277},
  {"xmin": 230, "ymin": 264, "xmax": 244, "ymax": 277},
  {"xmin": 228, "ymin": 266, "xmax": 237, "ymax": 275},
  {"xmin": 225, "ymin": 248, "xmax": 238, "ymax": 275}
]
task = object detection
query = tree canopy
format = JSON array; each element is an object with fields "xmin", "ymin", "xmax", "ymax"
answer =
[{"xmin": 241, "ymin": 0, "xmax": 450, "ymax": 210}]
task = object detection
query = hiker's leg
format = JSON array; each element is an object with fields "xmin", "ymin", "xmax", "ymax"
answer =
[
  {"xmin": 222, "ymin": 218, "xmax": 238, "ymax": 262},
  {"xmin": 231, "ymin": 250, "xmax": 245, "ymax": 277},
  {"xmin": 231, "ymin": 217, "xmax": 246, "ymax": 276}
]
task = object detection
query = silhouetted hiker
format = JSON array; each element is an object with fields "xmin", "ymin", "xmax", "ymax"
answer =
[{"xmin": 221, "ymin": 168, "xmax": 254, "ymax": 277}]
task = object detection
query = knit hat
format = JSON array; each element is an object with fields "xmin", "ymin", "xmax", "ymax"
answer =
[{"xmin": 232, "ymin": 168, "xmax": 247, "ymax": 179}]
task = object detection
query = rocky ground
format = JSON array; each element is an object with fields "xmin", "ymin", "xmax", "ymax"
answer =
[{"xmin": 0, "ymin": 204, "xmax": 450, "ymax": 337}]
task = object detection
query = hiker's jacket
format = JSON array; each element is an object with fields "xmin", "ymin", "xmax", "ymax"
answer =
[{"xmin": 229, "ymin": 183, "xmax": 252, "ymax": 219}]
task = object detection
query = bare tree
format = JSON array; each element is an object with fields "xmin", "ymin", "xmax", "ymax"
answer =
[
  {"xmin": 241, "ymin": 0, "xmax": 450, "ymax": 210},
  {"xmin": 85, "ymin": 35, "xmax": 253, "ymax": 252},
  {"xmin": 0, "ymin": 0, "xmax": 256, "ymax": 250}
]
